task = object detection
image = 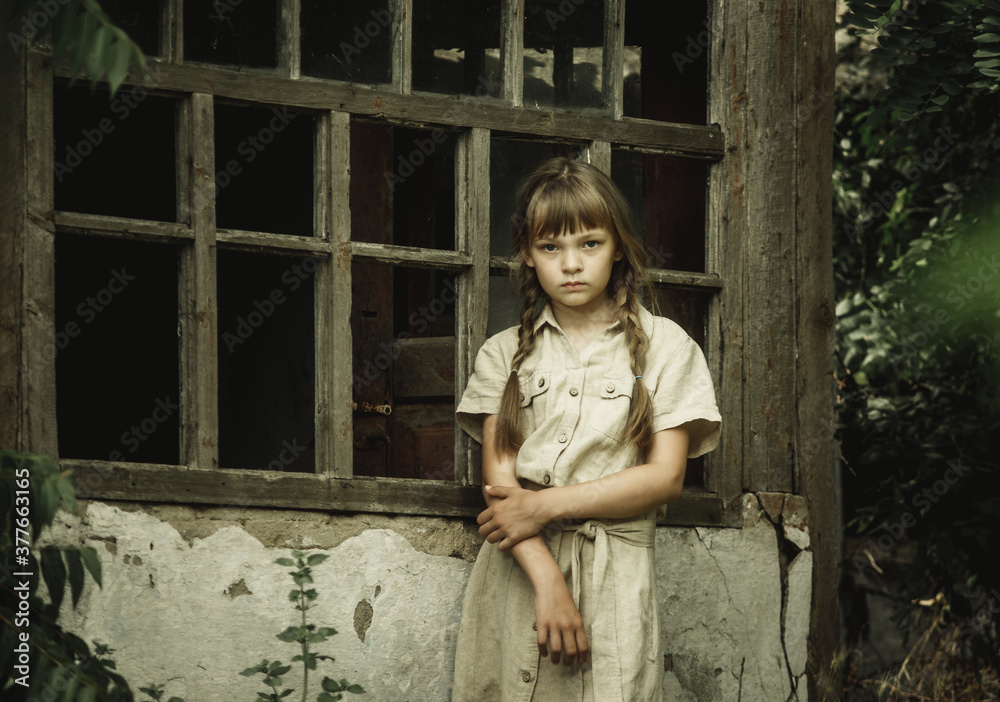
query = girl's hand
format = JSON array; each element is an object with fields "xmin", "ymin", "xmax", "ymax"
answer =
[
  {"xmin": 477, "ymin": 485, "xmax": 550, "ymax": 550},
  {"xmin": 534, "ymin": 574, "xmax": 589, "ymax": 666}
]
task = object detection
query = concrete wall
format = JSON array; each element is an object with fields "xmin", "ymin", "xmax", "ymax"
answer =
[{"xmin": 44, "ymin": 494, "xmax": 811, "ymax": 701}]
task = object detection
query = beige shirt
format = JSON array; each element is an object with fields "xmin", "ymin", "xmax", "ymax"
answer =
[
  {"xmin": 457, "ymin": 303, "xmax": 721, "ymax": 484},
  {"xmin": 452, "ymin": 305, "xmax": 721, "ymax": 702}
]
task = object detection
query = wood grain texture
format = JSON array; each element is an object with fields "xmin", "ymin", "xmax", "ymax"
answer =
[
  {"xmin": 55, "ymin": 212, "xmax": 194, "ymax": 243},
  {"xmin": 455, "ymin": 128, "xmax": 490, "ymax": 486},
  {"xmin": 63, "ymin": 459, "xmax": 727, "ymax": 524},
  {"xmin": 23, "ymin": 48, "xmax": 57, "ymax": 457},
  {"xmin": 351, "ymin": 241, "xmax": 473, "ymax": 270},
  {"xmin": 52, "ymin": 61, "xmax": 723, "ymax": 159},
  {"xmin": 318, "ymin": 111, "xmax": 354, "ymax": 478},
  {"xmin": 178, "ymin": 93, "xmax": 219, "ymax": 470},
  {"xmin": 743, "ymin": 0, "xmax": 797, "ymax": 492},
  {"xmin": 708, "ymin": 0, "xmax": 748, "ymax": 511},
  {"xmin": 795, "ymin": 0, "xmax": 839, "ymax": 695},
  {"xmin": 392, "ymin": 0, "xmax": 413, "ymax": 94},
  {"xmin": 278, "ymin": 0, "xmax": 302, "ymax": 79},
  {"xmin": 502, "ymin": 0, "xmax": 524, "ymax": 106},
  {"xmin": 0, "ymin": 38, "xmax": 28, "ymax": 450},
  {"xmin": 603, "ymin": 0, "xmax": 625, "ymax": 119}
]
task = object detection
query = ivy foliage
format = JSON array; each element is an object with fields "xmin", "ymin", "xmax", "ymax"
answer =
[
  {"xmin": 836, "ymin": 0, "xmax": 1000, "ymax": 655},
  {"xmin": 8, "ymin": 0, "xmax": 146, "ymax": 95},
  {"xmin": 0, "ymin": 450, "xmax": 135, "ymax": 702}
]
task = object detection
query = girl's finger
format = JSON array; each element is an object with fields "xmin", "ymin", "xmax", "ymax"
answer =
[{"xmin": 548, "ymin": 629, "xmax": 563, "ymax": 665}]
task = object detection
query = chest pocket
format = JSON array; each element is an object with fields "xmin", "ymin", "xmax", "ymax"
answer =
[
  {"xmin": 590, "ymin": 375, "xmax": 634, "ymax": 442},
  {"xmin": 518, "ymin": 372, "xmax": 552, "ymax": 434}
]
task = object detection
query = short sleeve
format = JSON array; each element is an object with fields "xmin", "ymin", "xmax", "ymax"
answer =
[
  {"xmin": 456, "ymin": 335, "xmax": 512, "ymax": 444},
  {"xmin": 651, "ymin": 336, "xmax": 721, "ymax": 457}
]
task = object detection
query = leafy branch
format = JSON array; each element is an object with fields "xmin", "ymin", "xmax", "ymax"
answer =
[{"xmin": 9, "ymin": 0, "xmax": 146, "ymax": 95}]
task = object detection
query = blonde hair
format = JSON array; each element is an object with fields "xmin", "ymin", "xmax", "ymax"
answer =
[{"xmin": 494, "ymin": 157, "xmax": 656, "ymax": 456}]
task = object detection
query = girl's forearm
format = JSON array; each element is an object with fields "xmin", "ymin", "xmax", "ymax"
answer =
[
  {"xmin": 536, "ymin": 461, "xmax": 684, "ymax": 523},
  {"xmin": 509, "ymin": 534, "xmax": 564, "ymax": 590}
]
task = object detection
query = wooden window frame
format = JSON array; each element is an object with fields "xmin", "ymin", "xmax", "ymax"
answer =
[{"xmin": 3, "ymin": 0, "xmax": 747, "ymax": 527}]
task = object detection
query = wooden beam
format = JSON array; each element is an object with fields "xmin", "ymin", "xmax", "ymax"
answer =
[
  {"xmin": 63, "ymin": 459, "xmax": 730, "ymax": 525},
  {"xmin": 161, "ymin": 0, "xmax": 182, "ymax": 63},
  {"xmin": 794, "ymin": 0, "xmax": 839, "ymax": 696},
  {"xmin": 392, "ymin": 0, "xmax": 412, "ymax": 94},
  {"xmin": 501, "ymin": 0, "xmax": 524, "ymax": 106},
  {"xmin": 603, "ymin": 0, "xmax": 625, "ymax": 119},
  {"xmin": 743, "ymin": 2, "xmax": 797, "ymax": 493},
  {"xmin": 352, "ymin": 241, "xmax": 473, "ymax": 270},
  {"xmin": 52, "ymin": 61, "xmax": 724, "ymax": 159},
  {"xmin": 55, "ymin": 212, "xmax": 194, "ymax": 243},
  {"xmin": 708, "ymin": 0, "xmax": 747, "ymax": 509},
  {"xmin": 317, "ymin": 111, "xmax": 354, "ymax": 478},
  {"xmin": 178, "ymin": 93, "xmax": 219, "ymax": 470},
  {"xmin": 278, "ymin": 0, "xmax": 302, "ymax": 79},
  {"xmin": 0, "ymin": 39, "xmax": 29, "ymax": 450},
  {"xmin": 216, "ymin": 228, "xmax": 330, "ymax": 255},
  {"xmin": 455, "ymin": 128, "xmax": 490, "ymax": 486}
]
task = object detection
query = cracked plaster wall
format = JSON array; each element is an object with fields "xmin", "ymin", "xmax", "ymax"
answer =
[{"xmin": 43, "ymin": 495, "xmax": 810, "ymax": 701}]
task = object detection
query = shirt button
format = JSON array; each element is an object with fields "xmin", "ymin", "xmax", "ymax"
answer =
[
  {"xmin": 538, "ymin": 377, "xmax": 545, "ymax": 388},
  {"xmin": 532, "ymin": 621, "xmax": 537, "ymax": 631},
  {"xmin": 521, "ymin": 670, "xmax": 532, "ymax": 683},
  {"xmin": 520, "ymin": 393, "xmax": 525, "ymax": 402},
  {"xmin": 606, "ymin": 382, "xmax": 616, "ymax": 393},
  {"xmin": 569, "ymin": 387, "xmax": 579, "ymax": 396},
  {"xmin": 543, "ymin": 474, "xmax": 551, "ymax": 484},
  {"xmin": 558, "ymin": 434, "xmax": 567, "ymax": 443}
]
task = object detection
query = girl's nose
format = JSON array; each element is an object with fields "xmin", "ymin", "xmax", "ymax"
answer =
[{"xmin": 562, "ymin": 250, "xmax": 582, "ymax": 272}]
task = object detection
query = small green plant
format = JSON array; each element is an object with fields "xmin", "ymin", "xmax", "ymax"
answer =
[
  {"xmin": 137, "ymin": 682, "xmax": 184, "ymax": 702},
  {"xmin": 240, "ymin": 551, "xmax": 365, "ymax": 702}
]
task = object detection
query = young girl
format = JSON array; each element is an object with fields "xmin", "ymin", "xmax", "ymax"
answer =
[{"xmin": 452, "ymin": 157, "xmax": 721, "ymax": 702}]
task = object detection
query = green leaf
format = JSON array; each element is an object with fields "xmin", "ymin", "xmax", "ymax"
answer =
[
  {"xmin": 79, "ymin": 546, "xmax": 103, "ymax": 588},
  {"xmin": 322, "ymin": 678, "xmax": 346, "ymax": 693},
  {"xmin": 106, "ymin": 29, "xmax": 132, "ymax": 95},
  {"xmin": 346, "ymin": 684, "xmax": 365, "ymax": 694},
  {"xmin": 275, "ymin": 558, "xmax": 295, "ymax": 566},
  {"xmin": 65, "ymin": 547, "xmax": 86, "ymax": 608},
  {"xmin": 41, "ymin": 545, "xmax": 68, "ymax": 612},
  {"xmin": 974, "ymin": 32, "xmax": 1000, "ymax": 42},
  {"xmin": 276, "ymin": 626, "xmax": 304, "ymax": 643},
  {"xmin": 67, "ymin": 6, "xmax": 99, "ymax": 85},
  {"xmin": 306, "ymin": 553, "xmax": 329, "ymax": 566}
]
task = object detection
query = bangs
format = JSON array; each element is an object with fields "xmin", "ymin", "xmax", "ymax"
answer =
[{"xmin": 522, "ymin": 178, "xmax": 614, "ymax": 240}]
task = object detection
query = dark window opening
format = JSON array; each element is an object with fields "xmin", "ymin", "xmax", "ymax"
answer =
[
  {"xmin": 55, "ymin": 234, "xmax": 180, "ymax": 464},
  {"xmin": 624, "ymin": 0, "xmax": 708, "ymax": 124},
  {"xmin": 184, "ymin": 0, "xmax": 278, "ymax": 68},
  {"xmin": 301, "ymin": 0, "xmax": 393, "ymax": 84},
  {"xmin": 100, "ymin": 0, "xmax": 161, "ymax": 57},
  {"xmin": 523, "ymin": 0, "xmax": 605, "ymax": 111},
  {"xmin": 412, "ymin": 0, "xmax": 502, "ymax": 97},
  {"xmin": 352, "ymin": 262, "xmax": 456, "ymax": 479},
  {"xmin": 214, "ymin": 102, "xmax": 315, "ymax": 237},
  {"xmin": 350, "ymin": 119, "xmax": 456, "ymax": 250},
  {"xmin": 53, "ymin": 83, "xmax": 176, "ymax": 222},
  {"xmin": 217, "ymin": 249, "xmax": 316, "ymax": 472},
  {"xmin": 612, "ymin": 149, "xmax": 707, "ymax": 273}
]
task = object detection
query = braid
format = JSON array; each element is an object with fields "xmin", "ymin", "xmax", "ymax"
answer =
[
  {"xmin": 494, "ymin": 277, "xmax": 543, "ymax": 456},
  {"xmin": 615, "ymin": 270, "xmax": 654, "ymax": 450}
]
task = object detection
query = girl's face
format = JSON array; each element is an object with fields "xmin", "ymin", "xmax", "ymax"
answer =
[{"xmin": 524, "ymin": 226, "xmax": 622, "ymax": 317}]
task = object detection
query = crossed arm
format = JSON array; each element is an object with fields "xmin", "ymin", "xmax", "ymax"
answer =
[{"xmin": 477, "ymin": 414, "xmax": 690, "ymax": 667}]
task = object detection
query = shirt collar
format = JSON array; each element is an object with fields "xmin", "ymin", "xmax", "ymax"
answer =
[{"xmin": 532, "ymin": 302, "xmax": 654, "ymax": 334}]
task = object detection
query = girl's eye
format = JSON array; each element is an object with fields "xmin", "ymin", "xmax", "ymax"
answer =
[
  {"xmin": 583, "ymin": 240, "xmax": 598, "ymax": 249},
  {"xmin": 542, "ymin": 244, "xmax": 557, "ymax": 252}
]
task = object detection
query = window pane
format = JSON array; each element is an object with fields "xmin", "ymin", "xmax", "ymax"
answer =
[
  {"xmin": 412, "ymin": 0, "xmax": 502, "ymax": 98},
  {"xmin": 624, "ymin": 0, "xmax": 707, "ymax": 123},
  {"xmin": 655, "ymin": 286, "xmax": 709, "ymax": 487},
  {"xmin": 523, "ymin": 0, "xmax": 604, "ymax": 111},
  {"xmin": 487, "ymin": 274, "xmax": 521, "ymax": 337},
  {"xmin": 101, "ymin": 0, "xmax": 160, "ymax": 57},
  {"xmin": 301, "ymin": 0, "xmax": 393, "ymax": 84},
  {"xmin": 54, "ymin": 84, "xmax": 176, "ymax": 222},
  {"xmin": 352, "ymin": 262, "xmax": 456, "ymax": 479},
  {"xmin": 350, "ymin": 120, "xmax": 456, "ymax": 250},
  {"xmin": 217, "ymin": 250, "xmax": 316, "ymax": 472},
  {"xmin": 214, "ymin": 102, "xmax": 314, "ymax": 237},
  {"xmin": 55, "ymin": 234, "xmax": 179, "ymax": 464},
  {"xmin": 612, "ymin": 149, "xmax": 706, "ymax": 273},
  {"xmin": 184, "ymin": 0, "xmax": 277, "ymax": 68}
]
